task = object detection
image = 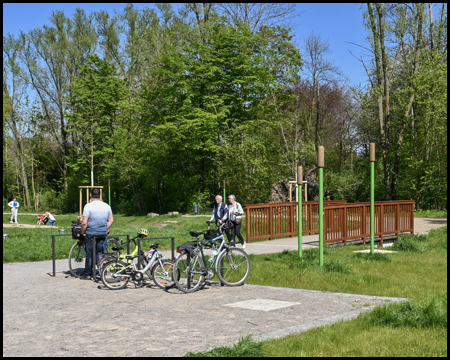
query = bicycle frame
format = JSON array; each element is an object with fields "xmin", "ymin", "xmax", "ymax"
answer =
[{"xmin": 109, "ymin": 245, "xmax": 164, "ymax": 279}]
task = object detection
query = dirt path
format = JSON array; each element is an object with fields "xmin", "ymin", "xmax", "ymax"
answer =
[
  {"xmin": 3, "ymin": 224, "xmax": 57, "ymax": 229},
  {"xmin": 413, "ymin": 217, "xmax": 447, "ymax": 233}
]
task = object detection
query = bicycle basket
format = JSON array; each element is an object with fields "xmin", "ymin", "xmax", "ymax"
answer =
[{"xmin": 204, "ymin": 229, "xmax": 220, "ymax": 240}]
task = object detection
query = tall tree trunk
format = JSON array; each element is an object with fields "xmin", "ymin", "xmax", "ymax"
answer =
[
  {"xmin": 392, "ymin": 4, "xmax": 424, "ymax": 198},
  {"xmin": 375, "ymin": 3, "xmax": 392, "ymax": 200},
  {"xmin": 368, "ymin": 3, "xmax": 390, "ymax": 200}
]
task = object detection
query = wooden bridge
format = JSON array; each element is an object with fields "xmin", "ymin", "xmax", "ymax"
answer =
[{"xmin": 244, "ymin": 200, "xmax": 415, "ymax": 246}]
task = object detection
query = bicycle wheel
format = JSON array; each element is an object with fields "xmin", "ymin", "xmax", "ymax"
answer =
[
  {"xmin": 68, "ymin": 241, "xmax": 86, "ymax": 278},
  {"xmin": 152, "ymin": 260, "xmax": 178, "ymax": 290},
  {"xmin": 216, "ymin": 247, "xmax": 251, "ymax": 286},
  {"xmin": 101, "ymin": 260, "xmax": 130, "ymax": 290},
  {"xmin": 173, "ymin": 251, "xmax": 204, "ymax": 293}
]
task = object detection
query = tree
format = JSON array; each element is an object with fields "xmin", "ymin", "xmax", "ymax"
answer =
[{"xmin": 66, "ymin": 54, "xmax": 129, "ymax": 186}]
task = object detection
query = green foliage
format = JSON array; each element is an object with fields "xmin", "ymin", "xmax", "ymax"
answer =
[
  {"xmin": 3, "ymin": 4, "xmax": 446, "ymax": 214},
  {"xmin": 184, "ymin": 335, "xmax": 264, "ymax": 357},
  {"xmin": 393, "ymin": 234, "xmax": 426, "ymax": 252}
]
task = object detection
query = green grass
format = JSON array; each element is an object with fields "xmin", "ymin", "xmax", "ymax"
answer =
[
  {"xmin": 414, "ymin": 209, "xmax": 447, "ymax": 218},
  {"xmin": 3, "ymin": 213, "xmax": 240, "ymax": 263},
  {"xmin": 185, "ymin": 227, "xmax": 447, "ymax": 357}
]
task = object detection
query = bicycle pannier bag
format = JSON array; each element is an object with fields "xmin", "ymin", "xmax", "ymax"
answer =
[{"xmin": 71, "ymin": 221, "xmax": 83, "ymax": 240}]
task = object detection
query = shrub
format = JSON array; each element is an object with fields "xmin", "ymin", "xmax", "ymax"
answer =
[{"xmin": 393, "ymin": 234, "xmax": 425, "ymax": 252}]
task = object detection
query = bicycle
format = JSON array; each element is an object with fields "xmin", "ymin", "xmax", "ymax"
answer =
[
  {"xmin": 100, "ymin": 242, "xmax": 177, "ymax": 290},
  {"xmin": 68, "ymin": 235, "xmax": 116, "ymax": 278},
  {"xmin": 69, "ymin": 229, "xmax": 153, "ymax": 280},
  {"xmin": 172, "ymin": 221, "xmax": 251, "ymax": 293}
]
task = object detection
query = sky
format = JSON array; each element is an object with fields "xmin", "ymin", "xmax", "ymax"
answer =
[{"xmin": 3, "ymin": 3, "xmax": 371, "ymax": 87}]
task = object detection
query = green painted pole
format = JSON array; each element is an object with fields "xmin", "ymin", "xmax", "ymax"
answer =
[
  {"xmin": 297, "ymin": 166, "xmax": 303, "ymax": 257},
  {"xmin": 318, "ymin": 146, "xmax": 324, "ymax": 267},
  {"xmin": 370, "ymin": 143, "xmax": 375, "ymax": 255},
  {"xmin": 223, "ymin": 180, "xmax": 226, "ymax": 201}
]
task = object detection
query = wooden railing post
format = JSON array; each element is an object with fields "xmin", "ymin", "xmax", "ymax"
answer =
[
  {"xmin": 362, "ymin": 204, "xmax": 366, "ymax": 245},
  {"xmin": 396, "ymin": 203, "xmax": 400, "ymax": 237},
  {"xmin": 380, "ymin": 203, "xmax": 384, "ymax": 247},
  {"xmin": 269, "ymin": 206, "xmax": 273, "ymax": 240},
  {"xmin": 290, "ymin": 203, "xmax": 294, "ymax": 237},
  {"xmin": 246, "ymin": 208, "xmax": 251, "ymax": 243}
]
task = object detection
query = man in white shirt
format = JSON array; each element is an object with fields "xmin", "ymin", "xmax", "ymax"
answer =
[
  {"xmin": 7, "ymin": 198, "xmax": 19, "ymax": 224},
  {"xmin": 80, "ymin": 188, "xmax": 114, "ymax": 280}
]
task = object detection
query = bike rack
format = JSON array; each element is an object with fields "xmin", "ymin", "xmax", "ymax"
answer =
[
  {"xmin": 51, "ymin": 233, "xmax": 130, "ymax": 278},
  {"xmin": 92, "ymin": 234, "xmax": 130, "ymax": 280},
  {"xmin": 136, "ymin": 237, "xmax": 175, "ymax": 270}
]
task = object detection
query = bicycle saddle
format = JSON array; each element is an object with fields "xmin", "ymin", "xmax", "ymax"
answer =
[{"xmin": 189, "ymin": 231, "xmax": 204, "ymax": 238}]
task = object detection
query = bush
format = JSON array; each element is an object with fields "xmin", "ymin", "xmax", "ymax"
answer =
[{"xmin": 393, "ymin": 234, "xmax": 425, "ymax": 252}]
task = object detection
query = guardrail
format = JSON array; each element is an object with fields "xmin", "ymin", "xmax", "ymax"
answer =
[
  {"xmin": 244, "ymin": 200, "xmax": 347, "ymax": 242},
  {"xmin": 324, "ymin": 201, "xmax": 414, "ymax": 246}
]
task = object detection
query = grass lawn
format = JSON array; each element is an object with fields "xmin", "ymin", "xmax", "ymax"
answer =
[
  {"xmin": 185, "ymin": 227, "xmax": 447, "ymax": 357},
  {"xmin": 2, "ymin": 213, "xmax": 228, "ymax": 263}
]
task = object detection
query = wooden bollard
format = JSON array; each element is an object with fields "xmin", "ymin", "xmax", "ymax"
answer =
[{"xmin": 318, "ymin": 146, "xmax": 324, "ymax": 168}]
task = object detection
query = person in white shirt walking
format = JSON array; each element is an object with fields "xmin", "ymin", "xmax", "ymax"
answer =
[
  {"xmin": 7, "ymin": 198, "xmax": 19, "ymax": 224},
  {"xmin": 223, "ymin": 195, "xmax": 246, "ymax": 248},
  {"xmin": 45, "ymin": 211, "xmax": 56, "ymax": 226}
]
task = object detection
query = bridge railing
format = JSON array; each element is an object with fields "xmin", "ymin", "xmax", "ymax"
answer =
[
  {"xmin": 324, "ymin": 200, "xmax": 415, "ymax": 246},
  {"xmin": 244, "ymin": 200, "xmax": 414, "ymax": 245},
  {"xmin": 244, "ymin": 200, "xmax": 347, "ymax": 242}
]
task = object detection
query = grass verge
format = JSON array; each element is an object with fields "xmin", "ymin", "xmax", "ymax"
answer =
[
  {"xmin": 3, "ymin": 214, "xmax": 240, "ymax": 263},
  {"xmin": 184, "ymin": 227, "xmax": 447, "ymax": 357}
]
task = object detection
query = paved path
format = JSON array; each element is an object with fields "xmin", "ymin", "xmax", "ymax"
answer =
[
  {"xmin": 3, "ymin": 259, "xmax": 405, "ymax": 357},
  {"xmin": 243, "ymin": 217, "xmax": 447, "ymax": 255}
]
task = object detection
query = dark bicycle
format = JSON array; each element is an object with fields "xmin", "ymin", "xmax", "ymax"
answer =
[{"xmin": 172, "ymin": 222, "xmax": 251, "ymax": 293}]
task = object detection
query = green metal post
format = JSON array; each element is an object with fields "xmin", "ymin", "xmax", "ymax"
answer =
[
  {"xmin": 370, "ymin": 143, "xmax": 375, "ymax": 255},
  {"xmin": 298, "ymin": 184, "xmax": 302, "ymax": 257},
  {"xmin": 223, "ymin": 180, "xmax": 226, "ymax": 201},
  {"xmin": 319, "ymin": 167, "xmax": 324, "ymax": 266},
  {"xmin": 297, "ymin": 166, "xmax": 303, "ymax": 257},
  {"xmin": 318, "ymin": 146, "xmax": 324, "ymax": 267}
]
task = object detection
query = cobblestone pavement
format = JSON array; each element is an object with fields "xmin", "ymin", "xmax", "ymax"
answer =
[{"xmin": 3, "ymin": 259, "xmax": 406, "ymax": 357}]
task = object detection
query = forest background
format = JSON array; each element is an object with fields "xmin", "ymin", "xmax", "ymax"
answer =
[{"xmin": 3, "ymin": 3, "xmax": 447, "ymax": 215}]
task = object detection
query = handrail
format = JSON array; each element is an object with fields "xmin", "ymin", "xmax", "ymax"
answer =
[
  {"xmin": 244, "ymin": 200, "xmax": 414, "ymax": 244},
  {"xmin": 244, "ymin": 200, "xmax": 347, "ymax": 242}
]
